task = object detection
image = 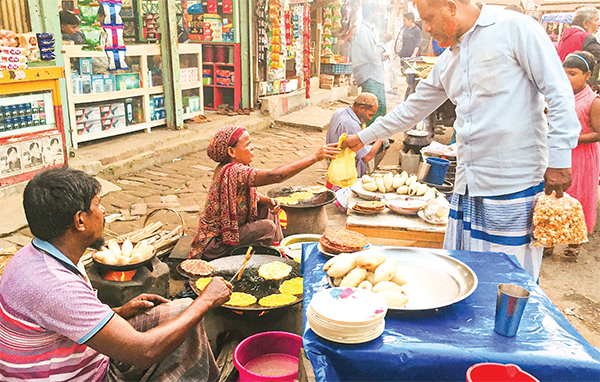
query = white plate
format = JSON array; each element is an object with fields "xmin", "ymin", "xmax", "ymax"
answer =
[
  {"xmin": 351, "ymin": 182, "xmax": 435, "ymax": 202},
  {"xmin": 309, "ymin": 287, "xmax": 388, "ymax": 322},
  {"xmin": 417, "ymin": 210, "xmax": 447, "ymax": 225},
  {"xmin": 317, "ymin": 242, "xmax": 371, "ymax": 258},
  {"xmin": 309, "ymin": 319, "xmax": 385, "ymax": 344}
]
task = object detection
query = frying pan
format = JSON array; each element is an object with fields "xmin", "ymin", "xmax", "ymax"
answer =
[{"xmin": 190, "ymin": 254, "xmax": 302, "ymax": 312}]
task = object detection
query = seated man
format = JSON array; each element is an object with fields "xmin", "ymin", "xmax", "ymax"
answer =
[
  {"xmin": 0, "ymin": 167, "xmax": 232, "ymax": 381},
  {"xmin": 60, "ymin": 10, "xmax": 86, "ymax": 45},
  {"xmin": 326, "ymin": 92, "xmax": 388, "ymax": 178}
]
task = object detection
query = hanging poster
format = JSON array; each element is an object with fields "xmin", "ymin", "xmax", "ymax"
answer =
[
  {"xmin": 42, "ymin": 134, "xmax": 65, "ymax": 167},
  {"xmin": 0, "ymin": 143, "xmax": 24, "ymax": 177},
  {"xmin": 21, "ymin": 139, "xmax": 45, "ymax": 171}
]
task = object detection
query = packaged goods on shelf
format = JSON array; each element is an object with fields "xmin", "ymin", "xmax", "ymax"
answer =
[
  {"xmin": 76, "ymin": 106, "xmax": 101, "ymax": 123},
  {"xmin": 103, "ymin": 74, "xmax": 116, "ymax": 92},
  {"xmin": 101, "ymin": 116, "xmax": 126, "ymax": 131},
  {"xmin": 100, "ymin": 103, "xmax": 125, "ymax": 120},
  {"xmin": 92, "ymin": 75, "xmax": 104, "ymax": 93},
  {"xmin": 77, "ymin": 120, "xmax": 102, "ymax": 135},
  {"xmin": 79, "ymin": 58, "xmax": 93, "ymax": 74},
  {"xmin": 115, "ymin": 73, "xmax": 140, "ymax": 90}
]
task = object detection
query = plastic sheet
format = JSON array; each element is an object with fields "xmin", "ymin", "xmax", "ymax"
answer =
[{"xmin": 301, "ymin": 243, "xmax": 600, "ymax": 381}]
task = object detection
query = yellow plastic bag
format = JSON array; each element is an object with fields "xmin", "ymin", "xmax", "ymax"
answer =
[{"xmin": 327, "ymin": 133, "xmax": 358, "ymax": 188}]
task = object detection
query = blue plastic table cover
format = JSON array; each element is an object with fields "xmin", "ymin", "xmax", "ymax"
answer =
[{"xmin": 301, "ymin": 243, "xmax": 600, "ymax": 381}]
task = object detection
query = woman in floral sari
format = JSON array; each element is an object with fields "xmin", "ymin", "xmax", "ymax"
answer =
[{"xmin": 189, "ymin": 126, "xmax": 339, "ymax": 260}]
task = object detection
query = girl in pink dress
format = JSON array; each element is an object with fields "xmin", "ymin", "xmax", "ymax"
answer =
[{"xmin": 562, "ymin": 51, "xmax": 600, "ymax": 257}]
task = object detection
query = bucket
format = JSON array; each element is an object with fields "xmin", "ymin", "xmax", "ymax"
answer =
[
  {"xmin": 424, "ymin": 157, "xmax": 450, "ymax": 185},
  {"xmin": 233, "ymin": 331, "xmax": 302, "ymax": 382},
  {"xmin": 466, "ymin": 363, "xmax": 539, "ymax": 382}
]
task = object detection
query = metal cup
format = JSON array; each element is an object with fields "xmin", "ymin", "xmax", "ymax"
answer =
[
  {"xmin": 494, "ymin": 284, "xmax": 530, "ymax": 337},
  {"xmin": 417, "ymin": 162, "xmax": 431, "ymax": 182}
]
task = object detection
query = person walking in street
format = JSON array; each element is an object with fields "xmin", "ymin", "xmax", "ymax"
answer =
[
  {"xmin": 557, "ymin": 7, "xmax": 600, "ymax": 88},
  {"xmin": 189, "ymin": 126, "xmax": 339, "ymax": 260},
  {"xmin": 560, "ymin": 52, "xmax": 600, "ymax": 257},
  {"xmin": 343, "ymin": 0, "xmax": 580, "ymax": 282},
  {"xmin": 326, "ymin": 93, "xmax": 387, "ymax": 178},
  {"xmin": 0, "ymin": 167, "xmax": 233, "ymax": 381},
  {"xmin": 335, "ymin": 0, "xmax": 362, "ymax": 58},
  {"xmin": 398, "ymin": 13, "xmax": 422, "ymax": 67},
  {"xmin": 352, "ymin": 1, "xmax": 389, "ymax": 126}
]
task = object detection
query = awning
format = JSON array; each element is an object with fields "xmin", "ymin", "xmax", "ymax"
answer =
[{"xmin": 541, "ymin": 12, "xmax": 574, "ymax": 23}]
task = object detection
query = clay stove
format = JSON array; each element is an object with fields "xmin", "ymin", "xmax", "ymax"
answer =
[{"xmin": 88, "ymin": 257, "xmax": 170, "ymax": 307}]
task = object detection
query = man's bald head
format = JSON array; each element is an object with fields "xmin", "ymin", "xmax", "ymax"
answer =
[{"xmin": 352, "ymin": 93, "xmax": 378, "ymax": 124}]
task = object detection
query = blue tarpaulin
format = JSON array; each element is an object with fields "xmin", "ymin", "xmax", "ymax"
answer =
[
  {"xmin": 302, "ymin": 243, "xmax": 600, "ymax": 381},
  {"xmin": 542, "ymin": 12, "xmax": 574, "ymax": 23}
]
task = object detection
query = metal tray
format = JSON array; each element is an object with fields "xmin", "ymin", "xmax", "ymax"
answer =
[
  {"xmin": 350, "ymin": 182, "xmax": 435, "ymax": 202},
  {"xmin": 328, "ymin": 247, "xmax": 477, "ymax": 311}
]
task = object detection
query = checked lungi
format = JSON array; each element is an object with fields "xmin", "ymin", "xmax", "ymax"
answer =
[
  {"xmin": 107, "ymin": 298, "xmax": 219, "ymax": 382},
  {"xmin": 360, "ymin": 78, "xmax": 387, "ymax": 126},
  {"xmin": 443, "ymin": 184, "xmax": 544, "ymax": 282}
]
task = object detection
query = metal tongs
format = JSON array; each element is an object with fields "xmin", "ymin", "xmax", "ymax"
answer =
[{"xmin": 229, "ymin": 246, "xmax": 254, "ymax": 282}]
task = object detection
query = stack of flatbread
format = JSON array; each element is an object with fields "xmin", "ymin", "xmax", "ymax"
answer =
[
  {"xmin": 351, "ymin": 201, "xmax": 385, "ymax": 214},
  {"xmin": 320, "ymin": 229, "xmax": 369, "ymax": 254}
]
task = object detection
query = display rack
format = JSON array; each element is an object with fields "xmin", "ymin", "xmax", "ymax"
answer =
[
  {"xmin": 64, "ymin": 44, "xmax": 204, "ymax": 149},
  {"xmin": 178, "ymin": 43, "xmax": 205, "ymax": 120},
  {"xmin": 0, "ymin": 67, "xmax": 68, "ymax": 188},
  {"xmin": 201, "ymin": 42, "xmax": 241, "ymax": 110}
]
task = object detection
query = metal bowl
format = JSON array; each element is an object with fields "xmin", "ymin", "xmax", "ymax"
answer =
[
  {"xmin": 92, "ymin": 251, "xmax": 156, "ymax": 272},
  {"xmin": 328, "ymin": 247, "xmax": 477, "ymax": 311}
]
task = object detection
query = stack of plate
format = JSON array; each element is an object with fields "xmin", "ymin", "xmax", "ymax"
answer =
[{"xmin": 307, "ymin": 287, "xmax": 388, "ymax": 344}]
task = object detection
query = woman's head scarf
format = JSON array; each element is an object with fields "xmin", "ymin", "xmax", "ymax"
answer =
[{"xmin": 207, "ymin": 125, "xmax": 247, "ymax": 163}]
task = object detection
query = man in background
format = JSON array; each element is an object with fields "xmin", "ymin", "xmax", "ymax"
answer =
[
  {"xmin": 60, "ymin": 10, "xmax": 86, "ymax": 45},
  {"xmin": 352, "ymin": 2, "xmax": 389, "ymax": 126},
  {"xmin": 326, "ymin": 93, "xmax": 386, "ymax": 178}
]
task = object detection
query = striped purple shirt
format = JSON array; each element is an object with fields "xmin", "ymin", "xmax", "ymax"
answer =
[{"xmin": 0, "ymin": 240, "xmax": 114, "ymax": 381}]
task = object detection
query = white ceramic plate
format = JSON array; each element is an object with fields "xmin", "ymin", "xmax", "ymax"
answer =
[
  {"xmin": 317, "ymin": 242, "xmax": 371, "ymax": 258},
  {"xmin": 417, "ymin": 210, "xmax": 447, "ymax": 225}
]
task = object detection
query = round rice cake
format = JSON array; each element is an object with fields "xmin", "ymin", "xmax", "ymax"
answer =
[
  {"xmin": 195, "ymin": 277, "xmax": 213, "ymax": 291},
  {"xmin": 258, "ymin": 261, "xmax": 292, "ymax": 280},
  {"xmin": 224, "ymin": 292, "xmax": 257, "ymax": 307},
  {"xmin": 180, "ymin": 259, "xmax": 214, "ymax": 276},
  {"xmin": 275, "ymin": 196, "xmax": 298, "ymax": 205},
  {"xmin": 259, "ymin": 293, "xmax": 297, "ymax": 307},
  {"xmin": 279, "ymin": 277, "xmax": 303, "ymax": 295},
  {"xmin": 307, "ymin": 186, "xmax": 328, "ymax": 194}
]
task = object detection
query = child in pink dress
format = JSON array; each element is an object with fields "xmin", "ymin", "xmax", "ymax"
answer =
[{"xmin": 562, "ymin": 51, "xmax": 600, "ymax": 257}]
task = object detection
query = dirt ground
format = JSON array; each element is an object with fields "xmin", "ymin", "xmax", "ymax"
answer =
[{"xmin": 539, "ymin": 221, "xmax": 600, "ymax": 348}]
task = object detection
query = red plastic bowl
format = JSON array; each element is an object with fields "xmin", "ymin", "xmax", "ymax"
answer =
[{"xmin": 466, "ymin": 363, "xmax": 539, "ymax": 382}]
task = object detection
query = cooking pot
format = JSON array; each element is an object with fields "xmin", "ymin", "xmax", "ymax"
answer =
[{"xmin": 403, "ymin": 130, "xmax": 431, "ymax": 148}]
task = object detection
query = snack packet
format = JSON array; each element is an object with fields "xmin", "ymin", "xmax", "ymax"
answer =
[{"xmin": 532, "ymin": 192, "xmax": 587, "ymax": 247}]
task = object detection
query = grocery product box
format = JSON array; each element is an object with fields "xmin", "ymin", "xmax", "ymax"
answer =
[
  {"xmin": 152, "ymin": 95, "xmax": 165, "ymax": 109},
  {"xmin": 100, "ymin": 102, "xmax": 125, "ymax": 120},
  {"xmin": 75, "ymin": 106, "xmax": 101, "ymax": 123},
  {"xmin": 180, "ymin": 68, "xmax": 190, "ymax": 84},
  {"xmin": 115, "ymin": 73, "xmax": 140, "ymax": 90},
  {"xmin": 101, "ymin": 116, "xmax": 126, "ymax": 131},
  {"xmin": 72, "ymin": 73, "xmax": 82, "ymax": 94},
  {"xmin": 184, "ymin": 96, "xmax": 201, "ymax": 113},
  {"xmin": 189, "ymin": 67, "xmax": 199, "ymax": 82},
  {"xmin": 92, "ymin": 74, "xmax": 104, "ymax": 94},
  {"xmin": 79, "ymin": 58, "xmax": 92, "ymax": 74},
  {"xmin": 77, "ymin": 120, "xmax": 102, "ymax": 135},
  {"xmin": 103, "ymin": 74, "xmax": 116, "ymax": 93},
  {"xmin": 80, "ymin": 74, "xmax": 92, "ymax": 94},
  {"xmin": 152, "ymin": 108, "xmax": 166, "ymax": 121}
]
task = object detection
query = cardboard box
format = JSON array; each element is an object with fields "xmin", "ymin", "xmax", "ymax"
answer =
[
  {"xmin": 71, "ymin": 73, "xmax": 82, "ymax": 94},
  {"xmin": 79, "ymin": 58, "xmax": 92, "ymax": 74},
  {"xmin": 115, "ymin": 73, "xmax": 140, "ymax": 90},
  {"xmin": 100, "ymin": 102, "xmax": 125, "ymax": 120},
  {"xmin": 77, "ymin": 120, "xmax": 102, "ymax": 135},
  {"xmin": 76, "ymin": 106, "xmax": 101, "ymax": 123},
  {"xmin": 92, "ymin": 74, "xmax": 104, "ymax": 93},
  {"xmin": 101, "ymin": 116, "xmax": 126, "ymax": 131}
]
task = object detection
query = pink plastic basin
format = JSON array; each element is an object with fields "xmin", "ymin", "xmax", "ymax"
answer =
[
  {"xmin": 233, "ymin": 331, "xmax": 302, "ymax": 382},
  {"xmin": 466, "ymin": 363, "xmax": 540, "ymax": 382}
]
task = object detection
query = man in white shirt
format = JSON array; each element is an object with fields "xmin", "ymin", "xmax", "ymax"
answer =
[{"xmin": 344, "ymin": 0, "xmax": 580, "ymax": 281}]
